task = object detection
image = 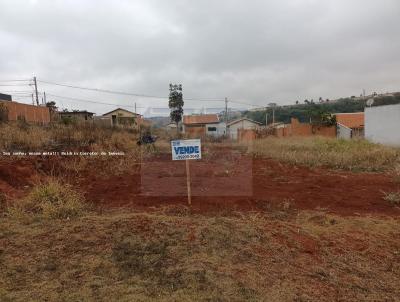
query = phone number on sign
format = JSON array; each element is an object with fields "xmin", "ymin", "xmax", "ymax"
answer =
[{"xmin": 175, "ymin": 154, "xmax": 200, "ymax": 160}]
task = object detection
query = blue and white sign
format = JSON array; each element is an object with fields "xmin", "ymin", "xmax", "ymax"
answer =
[{"xmin": 171, "ymin": 139, "xmax": 202, "ymax": 161}]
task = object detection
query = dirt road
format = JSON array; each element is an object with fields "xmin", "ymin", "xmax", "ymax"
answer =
[{"xmin": 1, "ymin": 146, "xmax": 399, "ymax": 216}]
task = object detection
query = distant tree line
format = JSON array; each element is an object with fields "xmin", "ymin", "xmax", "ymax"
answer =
[{"xmin": 244, "ymin": 93, "xmax": 400, "ymax": 125}]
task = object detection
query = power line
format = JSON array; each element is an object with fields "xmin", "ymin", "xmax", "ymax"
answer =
[
  {"xmin": 0, "ymin": 83, "xmax": 32, "ymax": 87},
  {"xmin": 38, "ymin": 78, "xmax": 261, "ymax": 109},
  {"xmin": 45, "ymin": 93, "xmax": 143, "ymax": 109},
  {"xmin": 0, "ymin": 90, "xmax": 34, "ymax": 93},
  {"xmin": 0, "ymin": 79, "xmax": 32, "ymax": 82},
  {"xmin": 38, "ymin": 79, "xmax": 227, "ymax": 102},
  {"xmin": 228, "ymin": 100, "xmax": 259, "ymax": 107},
  {"xmin": 8, "ymin": 93, "xmax": 33, "ymax": 96},
  {"xmin": 45, "ymin": 93, "xmax": 236, "ymax": 111}
]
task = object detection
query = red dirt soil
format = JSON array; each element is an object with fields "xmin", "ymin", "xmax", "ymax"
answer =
[{"xmin": 1, "ymin": 152, "xmax": 399, "ymax": 216}]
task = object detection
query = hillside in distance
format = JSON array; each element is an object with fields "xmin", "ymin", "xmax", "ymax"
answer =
[{"xmin": 244, "ymin": 92, "xmax": 400, "ymax": 124}]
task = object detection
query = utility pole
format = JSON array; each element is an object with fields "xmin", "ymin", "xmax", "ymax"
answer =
[
  {"xmin": 134, "ymin": 101, "xmax": 141, "ymax": 134},
  {"xmin": 31, "ymin": 93, "xmax": 34, "ymax": 105},
  {"xmin": 272, "ymin": 108, "xmax": 275, "ymax": 124},
  {"xmin": 224, "ymin": 97, "xmax": 228, "ymax": 123},
  {"xmin": 268, "ymin": 103, "xmax": 277, "ymax": 125},
  {"xmin": 33, "ymin": 76, "xmax": 39, "ymax": 106},
  {"xmin": 43, "ymin": 91, "xmax": 47, "ymax": 105}
]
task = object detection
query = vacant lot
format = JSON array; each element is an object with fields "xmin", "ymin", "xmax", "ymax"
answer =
[
  {"xmin": 1, "ymin": 125, "xmax": 400, "ymax": 301},
  {"xmin": 1, "ymin": 207, "xmax": 399, "ymax": 301},
  {"xmin": 253, "ymin": 137, "xmax": 400, "ymax": 172}
]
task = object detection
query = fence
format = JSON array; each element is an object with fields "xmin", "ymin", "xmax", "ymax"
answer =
[{"xmin": 0, "ymin": 101, "xmax": 50, "ymax": 124}]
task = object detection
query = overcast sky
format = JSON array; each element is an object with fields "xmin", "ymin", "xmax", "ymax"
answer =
[{"xmin": 0, "ymin": 0, "xmax": 399, "ymax": 115}]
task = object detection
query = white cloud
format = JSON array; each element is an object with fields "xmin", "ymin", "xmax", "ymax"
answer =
[{"xmin": 0, "ymin": 0, "xmax": 399, "ymax": 114}]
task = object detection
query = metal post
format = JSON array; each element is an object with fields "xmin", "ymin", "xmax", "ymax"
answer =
[
  {"xmin": 225, "ymin": 97, "xmax": 228, "ymax": 123},
  {"xmin": 33, "ymin": 76, "xmax": 39, "ymax": 106},
  {"xmin": 272, "ymin": 108, "xmax": 275, "ymax": 124}
]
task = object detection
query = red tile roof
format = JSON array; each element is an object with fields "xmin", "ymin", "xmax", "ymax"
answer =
[
  {"xmin": 335, "ymin": 112, "xmax": 364, "ymax": 129},
  {"xmin": 183, "ymin": 114, "xmax": 219, "ymax": 125}
]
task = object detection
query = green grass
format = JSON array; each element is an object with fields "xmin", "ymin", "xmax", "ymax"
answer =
[{"xmin": 252, "ymin": 137, "xmax": 400, "ymax": 172}]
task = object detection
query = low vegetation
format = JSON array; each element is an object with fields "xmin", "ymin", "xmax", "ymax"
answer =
[
  {"xmin": 8, "ymin": 179, "xmax": 88, "ymax": 219},
  {"xmin": 252, "ymin": 137, "xmax": 400, "ymax": 172},
  {"xmin": 244, "ymin": 93, "xmax": 400, "ymax": 124},
  {"xmin": 0, "ymin": 207, "xmax": 399, "ymax": 301},
  {"xmin": 382, "ymin": 191, "xmax": 400, "ymax": 206},
  {"xmin": 0, "ymin": 102, "xmax": 9, "ymax": 123},
  {"xmin": 0, "ymin": 122, "xmax": 140, "ymax": 152},
  {"xmin": 1, "ymin": 121, "xmax": 400, "ymax": 300}
]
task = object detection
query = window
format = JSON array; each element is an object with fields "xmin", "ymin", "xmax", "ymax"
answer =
[{"xmin": 208, "ymin": 127, "xmax": 217, "ymax": 132}]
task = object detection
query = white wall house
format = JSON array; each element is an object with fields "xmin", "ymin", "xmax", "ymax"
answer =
[
  {"xmin": 182, "ymin": 114, "xmax": 226, "ymax": 137},
  {"xmin": 206, "ymin": 122, "xmax": 226, "ymax": 137},
  {"xmin": 227, "ymin": 118, "xmax": 262, "ymax": 140},
  {"xmin": 365, "ymin": 104, "xmax": 400, "ymax": 146},
  {"xmin": 337, "ymin": 123, "xmax": 352, "ymax": 140}
]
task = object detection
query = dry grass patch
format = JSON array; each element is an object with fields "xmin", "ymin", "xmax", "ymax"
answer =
[
  {"xmin": 0, "ymin": 123, "xmax": 51, "ymax": 150},
  {"xmin": 0, "ymin": 123, "xmax": 140, "ymax": 152},
  {"xmin": 8, "ymin": 179, "xmax": 88, "ymax": 219},
  {"xmin": 382, "ymin": 191, "xmax": 400, "ymax": 206},
  {"xmin": 0, "ymin": 208, "xmax": 399, "ymax": 301},
  {"xmin": 253, "ymin": 137, "xmax": 400, "ymax": 172}
]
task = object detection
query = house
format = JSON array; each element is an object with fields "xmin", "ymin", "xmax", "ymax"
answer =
[
  {"xmin": 165, "ymin": 122, "xmax": 177, "ymax": 130},
  {"xmin": 59, "ymin": 110, "xmax": 95, "ymax": 121},
  {"xmin": 227, "ymin": 118, "xmax": 263, "ymax": 140},
  {"xmin": 365, "ymin": 104, "xmax": 400, "ymax": 146},
  {"xmin": 182, "ymin": 114, "xmax": 226, "ymax": 137},
  {"xmin": 165, "ymin": 122, "xmax": 183, "ymax": 132},
  {"xmin": 93, "ymin": 116, "xmax": 113, "ymax": 127},
  {"xmin": 102, "ymin": 108, "xmax": 142, "ymax": 126},
  {"xmin": 0, "ymin": 93, "xmax": 12, "ymax": 102},
  {"xmin": 335, "ymin": 112, "xmax": 364, "ymax": 139},
  {"xmin": 0, "ymin": 99, "xmax": 50, "ymax": 124}
]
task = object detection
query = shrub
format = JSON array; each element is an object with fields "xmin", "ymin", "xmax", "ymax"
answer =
[
  {"xmin": 0, "ymin": 124, "xmax": 50, "ymax": 150},
  {"xmin": 8, "ymin": 179, "xmax": 88, "ymax": 219},
  {"xmin": 17, "ymin": 115, "xmax": 29, "ymax": 130},
  {"xmin": 60, "ymin": 116, "xmax": 77, "ymax": 125},
  {"xmin": 0, "ymin": 102, "xmax": 8, "ymax": 123},
  {"xmin": 382, "ymin": 191, "xmax": 400, "ymax": 206},
  {"xmin": 0, "ymin": 192, "xmax": 7, "ymax": 213}
]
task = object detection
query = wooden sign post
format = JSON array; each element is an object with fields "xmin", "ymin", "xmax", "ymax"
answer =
[
  {"xmin": 185, "ymin": 159, "xmax": 192, "ymax": 205},
  {"xmin": 171, "ymin": 139, "xmax": 201, "ymax": 206}
]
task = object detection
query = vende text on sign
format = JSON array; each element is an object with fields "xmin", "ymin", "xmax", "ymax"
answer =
[{"xmin": 171, "ymin": 139, "xmax": 201, "ymax": 161}]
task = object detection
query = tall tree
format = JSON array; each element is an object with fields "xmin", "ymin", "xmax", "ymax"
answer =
[
  {"xmin": 168, "ymin": 84, "xmax": 184, "ymax": 133},
  {"xmin": 46, "ymin": 101, "xmax": 58, "ymax": 122}
]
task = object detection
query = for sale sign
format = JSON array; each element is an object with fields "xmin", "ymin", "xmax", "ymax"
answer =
[{"xmin": 171, "ymin": 139, "xmax": 201, "ymax": 161}]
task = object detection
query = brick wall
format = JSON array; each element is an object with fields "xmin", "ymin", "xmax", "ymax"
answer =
[
  {"xmin": 274, "ymin": 118, "xmax": 336, "ymax": 138},
  {"xmin": 184, "ymin": 125, "xmax": 206, "ymax": 137},
  {"xmin": 0, "ymin": 101, "xmax": 50, "ymax": 124},
  {"xmin": 238, "ymin": 129, "xmax": 257, "ymax": 142}
]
